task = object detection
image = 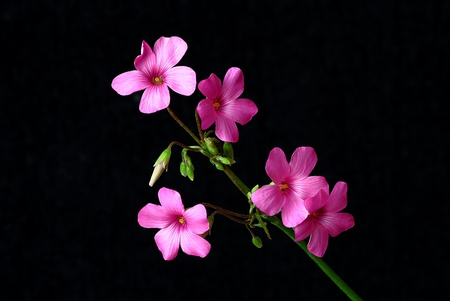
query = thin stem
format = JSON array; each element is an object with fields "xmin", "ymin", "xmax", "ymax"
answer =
[
  {"xmin": 202, "ymin": 202, "xmax": 251, "ymax": 219},
  {"xmin": 166, "ymin": 107, "xmax": 202, "ymax": 145},
  {"xmin": 194, "ymin": 109, "xmax": 204, "ymax": 141},
  {"xmin": 266, "ymin": 215, "xmax": 363, "ymax": 301}
]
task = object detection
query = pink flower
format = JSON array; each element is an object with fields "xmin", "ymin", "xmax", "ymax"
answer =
[
  {"xmin": 138, "ymin": 187, "xmax": 211, "ymax": 260},
  {"xmin": 293, "ymin": 182, "xmax": 355, "ymax": 257},
  {"xmin": 196, "ymin": 67, "xmax": 258, "ymax": 142},
  {"xmin": 111, "ymin": 36, "xmax": 196, "ymax": 114},
  {"xmin": 251, "ymin": 147, "xmax": 328, "ymax": 227}
]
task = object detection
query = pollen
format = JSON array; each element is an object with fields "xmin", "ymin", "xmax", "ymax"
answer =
[
  {"xmin": 178, "ymin": 216, "xmax": 186, "ymax": 224},
  {"xmin": 279, "ymin": 182, "xmax": 289, "ymax": 193},
  {"xmin": 213, "ymin": 100, "xmax": 220, "ymax": 110},
  {"xmin": 152, "ymin": 76, "xmax": 164, "ymax": 85}
]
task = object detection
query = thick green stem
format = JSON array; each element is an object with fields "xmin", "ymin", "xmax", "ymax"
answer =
[{"xmin": 266, "ymin": 216, "xmax": 363, "ymax": 301}]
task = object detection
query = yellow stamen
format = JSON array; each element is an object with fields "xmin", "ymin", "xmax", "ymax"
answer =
[
  {"xmin": 152, "ymin": 76, "xmax": 163, "ymax": 85},
  {"xmin": 178, "ymin": 216, "xmax": 186, "ymax": 224},
  {"xmin": 279, "ymin": 182, "xmax": 289, "ymax": 193},
  {"xmin": 213, "ymin": 100, "xmax": 220, "ymax": 110}
]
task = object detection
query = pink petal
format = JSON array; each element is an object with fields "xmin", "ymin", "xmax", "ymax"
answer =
[
  {"xmin": 292, "ymin": 176, "xmax": 329, "ymax": 200},
  {"xmin": 221, "ymin": 67, "xmax": 244, "ymax": 102},
  {"xmin": 323, "ymin": 181, "xmax": 348, "ymax": 213},
  {"xmin": 281, "ymin": 195, "xmax": 308, "ymax": 227},
  {"xmin": 111, "ymin": 70, "xmax": 150, "ymax": 95},
  {"xmin": 265, "ymin": 148, "xmax": 290, "ymax": 184},
  {"xmin": 184, "ymin": 204, "xmax": 210, "ymax": 234},
  {"xmin": 180, "ymin": 229, "xmax": 211, "ymax": 258},
  {"xmin": 157, "ymin": 187, "xmax": 185, "ymax": 215},
  {"xmin": 153, "ymin": 36, "xmax": 188, "ymax": 72},
  {"xmin": 289, "ymin": 147, "xmax": 318, "ymax": 179},
  {"xmin": 307, "ymin": 223, "xmax": 329, "ymax": 257},
  {"xmin": 137, "ymin": 203, "xmax": 173, "ymax": 229},
  {"xmin": 320, "ymin": 212, "xmax": 355, "ymax": 237},
  {"xmin": 251, "ymin": 185, "xmax": 285, "ymax": 216},
  {"xmin": 154, "ymin": 224, "xmax": 181, "ymax": 261},
  {"xmin": 164, "ymin": 66, "xmax": 196, "ymax": 96},
  {"xmin": 215, "ymin": 114, "xmax": 239, "ymax": 142},
  {"xmin": 196, "ymin": 99, "xmax": 217, "ymax": 130},
  {"xmin": 138, "ymin": 85, "xmax": 170, "ymax": 114},
  {"xmin": 304, "ymin": 189, "xmax": 328, "ymax": 214},
  {"xmin": 220, "ymin": 98, "xmax": 258, "ymax": 125},
  {"xmin": 134, "ymin": 41, "xmax": 157, "ymax": 74},
  {"xmin": 198, "ymin": 73, "xmax": 222, "ymax": 100},
  {"xmin": 294, "ymin": 217, "xmax": 315, "ymax": 241}
]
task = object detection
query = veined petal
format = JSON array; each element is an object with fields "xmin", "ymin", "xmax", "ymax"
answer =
[
  {"xmin": 251, "ymin": 185, "xmax": 285, "ymax": 216},
  {"xmin": 154, "ymin": 224, "xmax": 181, "ymax": 261},
  {"xmin": 153, "ymin": 36, "xmax": 188, "ymax": 72},
  {"xmin": 324, "ymin": 181, "xmax": 348, "ymax": 213},
  {"xmin": 292, "ymin": 176, "xmax": 329, "ymax": 200},
  {"xmin": 137, "ymin": 203, "xmax": 172, "ymax": 229},
  {"xmin": 111, "ymin": 70, "xmax": 150, "ymax": 95},
  {"xmin": 134, "ymin": 41, "xmax": 157, "ymax": 75},
  {"xmin": 215, "ymin": 114, "xmax": 239, "ymax": 142},
  {"xmin": 294, "ymin": 217, "xmax": 314, "ymax": 241},
  {"xmin": 281, "ymin": 195, "xmax": 308, "ymax": 228},
  {"xmin": 180, "ymin": 229, "xmax": 211, "ymax": 258},
  {"xmin": 157, "ymin": 187, "xmax": 185, "ymax": 215},
  {"xmin": 164, "ymin": 66, "xmax": 196, "ymax": 96},
  {"xmin": 304, "ymin": 189, "xmax": 328, "ymax": 214},
  {"xmin": 265, "ymin": 148, "xmax": 290, "ymax": 184},
  {"xmin": 289, "ymin": 147, "xmax": 318, "ymax": 179},
  {"xmin": 139, "ymin": 85, "xmax": 170, "ymax": 114},
  {"xmin": 221, "ymin": 67, "xmax": 244, "ymax": 102},
  {"xmin": 320, "ymin": 212, "xmax": 355, "ymax": 237},
  {"xmin": 198, "ymin": 73, "xmax": 222, "ymax": 100},
  {"xmin": 196, "ymin": 99, "xmax": 217, "ymax": 130},
  {"xmin": 220, "ymin": 98, "xmax": 258, "ymax": 125},
  {"xmin": 307, "ymin": 223, "xmax": 329, "ymax": 257},
  {"xmin": 184, "ymin": 204, "xmax": 210, "ymax": 234}
]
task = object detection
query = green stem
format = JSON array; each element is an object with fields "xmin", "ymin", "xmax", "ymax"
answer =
[{"xmin": 266, "ymin": 215, "xmax": 363, "ymax": 301}]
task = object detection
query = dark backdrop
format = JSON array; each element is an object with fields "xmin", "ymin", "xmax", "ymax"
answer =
[{"xmin": 2, "ymin": 1, "xmax": 449, "ymax": 300}]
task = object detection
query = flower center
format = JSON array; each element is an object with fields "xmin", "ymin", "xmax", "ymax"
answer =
[
  {"xmin": 213, "ymin": 100, "xmax": 220, "ymax": 110},
  {"xmin": 178, "ymin": 216, "xmax": 186, "ymax": 224},
  {"xmin": 152, "ymin": 76, "xmax": 164, "ymax": 85},
  {"xmin": 279, "ymin": 182, "xmax": 289, "ymax": 193},
  {"xmin": 312, "ymin": 211, "xmax": 320, "ymax": 218}
]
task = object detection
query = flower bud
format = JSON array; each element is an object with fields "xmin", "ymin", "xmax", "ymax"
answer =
[
  {"xmin": 223, "ymin": 142, "xmax": 234, "ymax": 161},
  {"xmin": 252, "ymin": 236, "xmax": 263, "ymax": 248},
  {"xmin": 149, "ymin": 148, "xmax": 171, "ymax": 187},
  {"xmin": 204, "ymin": 137, "xmax": 220, "ymax": 156}
]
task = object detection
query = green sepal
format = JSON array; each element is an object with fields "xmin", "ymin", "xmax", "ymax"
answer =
[{"xmin": 252, "ymin": 236, "xmax": 263, "ymax": 248}]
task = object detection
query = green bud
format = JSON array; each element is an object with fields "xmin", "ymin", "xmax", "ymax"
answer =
[
  {"xmin": 209, "ymin": 158, "xmax": 224, "ymax": 171},
  {"xmin": 215, "ymin": 156, "xmax": 231, "ymax": 165},
  {"xmin": 186, "ymin": 166, "xmax": 194, "ymax": 181},
  {"xmin": 204, "ymin": 137, "xmax": 220, "ymax": 156},
  {"xmin": 149, "ymin": 148, "xmax": 171, "ymax": 187},
  {"xmin": 252, "ymin": 236, "xmax": 263, "ymax": 248},
  {"xmin": 223, "ymin": 142, "xmax": 234, "ymax": 160},
  {"xmin": 180, "ymin": 161, "xmax": 187, "ymax": 177}
]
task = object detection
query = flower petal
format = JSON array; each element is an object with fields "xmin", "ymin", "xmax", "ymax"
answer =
[
  {"xmin": 134, "ymin": 40, "xmax": 157, "ymax": 74},
  {"xmin": 154, "ymin": 224, "xmax": 181, "ymax": 261},
  {"xmin": 294, "ymin": 217, "xmax": 314, "ymax": 241},
  {"xmin": 139, "ymin": 85, "xmax": 170, "ymax": 114},
  {"xmin": 196, "ymin": 99, "xmax": 217, "ymax": 130},
  {"xmin": 289, "ymin": 147, "xmax": 318, "ymax": 179},
  {"xmin": 164, "ymin": 66, "xmax": 196, "ymax": 96},
  {"xmin": 265, "ymin": 148, "xmax": 290, "ymax": 184},
  {"xmin": 137, "ymin": 203, "xmax": 172, "ymax": 229},
  {"xmin": 180, "ymin": 229, "xmax": 211, "ymax": 258},
  {"xmin": 157, "ymin": 187, "xmax": 185, "ymax": 215},
  {"xmin": 198, "ymin": 73, "xmax": 222, "ymax": 100},
  {"xmin": 221, "ymin": 67, "xmax": 244, "ymax": 102},
  {"xmin": 220, "ymin": 98, "xmax": 258, "ymax": 125},
  {"xmin": 153, "ymin": 36, "xmax": 188, "ymax": 72},
  {"xmin": 307, "ymin": 223, "xmax": 329, "ymax": 257},
  {"xmin": 324, "ymin": 181, "xmax": 348, "ymax": 212},
  {"xmin": 111, "ymin": 70, "xmax": 150, "ymax": 95},
  {"xmin": 184, "ymin": 204, "xmax": 210, "ymax": 234},
  {"xmin": 215, "ymin": 114, "xmax": 239, "ymax": 142},
  {"xmin": 304, "ymin": 189, "xmax": 328, "ymax": 214},
  {"xmin": 281, "ymin": 195, "xmax": 308, "ymax": 227},
  {"xmin": 320, "ymin": 212, "xmax": 355, "ymax": 237},
  {"xmin": 251, "ymin": 185, "xmax": 285, "ymax": 216},
  {"xmin": 292, "ymin": 175, "xmax": 329, "ymax": 200}
]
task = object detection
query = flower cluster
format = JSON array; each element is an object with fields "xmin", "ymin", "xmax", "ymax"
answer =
[{"xmin": 112, "ymin": 36, "xmax": 354, "ymax": 260}]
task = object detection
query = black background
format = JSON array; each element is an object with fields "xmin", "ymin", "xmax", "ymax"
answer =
[{"xmin": 2, "ymin": 0, "xmax": 449, "ymax": 300}]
